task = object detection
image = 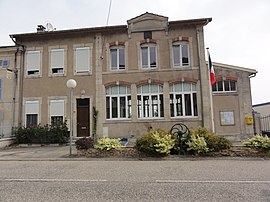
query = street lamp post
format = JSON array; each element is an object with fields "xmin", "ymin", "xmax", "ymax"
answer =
[{"xmin": 66, "ymin": 79, "xmax": 77, "ymax": 156}]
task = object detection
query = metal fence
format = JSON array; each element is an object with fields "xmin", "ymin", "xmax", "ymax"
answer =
[{"xmin": 253, "ymin": 110, "xmax": 270, "ymax": 136}]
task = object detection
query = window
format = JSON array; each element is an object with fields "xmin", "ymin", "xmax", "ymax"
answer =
[
  {"xmin": 172, "ymin": 43, "xmax": 190, "ymax": 67},
  {"xmin": 0, "ymin": 59, "xmax": 9, "ymax": 68},
  {"xmin": 212, "ymin": 80, "xmax": 237, "ymax": 92},
  {"xmin": 137, "ymin": 84, "xmax": 164, "ymax": 118},
  {"xmin": 141, "ymin": 45, "xmax": 157, "ymax": 69},
  {"xmin": 50, "ymin": 100, "xmax": 64, "ymax": 126},
  {"xmin": 170, "ymin": 83, "xmax": 198, "ymax": 117},
  {"xmin": 0, "ymin": 79, "xmax": 2, "ymax": 100},
  {"xmin": 25, "ymin": 100, "xmax": 39, "ymax": 127},
  {"xmin": 106, "ymin": 85, "xmax": 131, "ymax": 119},
  {"xmin": 110, "ymin": 47, "xmax": 125, "ymax": 70},
  {"xmin": 50, "ymin": 49, "xmax": 64, "ymax": 75},
  {"xmin": 75, "ymin": 47, "xmax": 91, "ymax": 74},
  {"xmin": 26, "ymin": 51, "xmax": 41, "ymax": 75}
]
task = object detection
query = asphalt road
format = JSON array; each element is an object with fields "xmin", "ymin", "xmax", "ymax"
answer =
[{"xmin": 0, "ymin": 160, "xmax": 270, "ymax": 201}]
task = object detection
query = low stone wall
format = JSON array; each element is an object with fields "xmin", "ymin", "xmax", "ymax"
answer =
[
  {"xmin": 77, "ymin": 147, "xmax": 146, "ymax": 158},
  {"xmin": 0, "ymin": 138, "xmax": 14, "ymax": 149}
]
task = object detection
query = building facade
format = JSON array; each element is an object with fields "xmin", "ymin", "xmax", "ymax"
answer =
[{"xmin": 8, "ymin": 13, "xmax": 256, "ymax": 142}]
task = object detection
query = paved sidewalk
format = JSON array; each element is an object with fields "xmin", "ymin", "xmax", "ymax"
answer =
[{"xmin": 0, "ymin": 145, "xmax": 77, "ymax": 161}]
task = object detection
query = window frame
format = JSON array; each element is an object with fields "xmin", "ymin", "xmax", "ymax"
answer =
[
  {"xmin": 137, "ymin": 84, "xmax": 164, "ymax": 119},
  {"xmin": 75, "ymin": 47, "xmax": 91, "ymax": 74},
  {"xmin": 25, "ymin": 100, "xmax": 40, "ymax": 127},
  {"xmin": 106, "ymin": 85, "xmax": 131, "ymax": 120},
  {"xmin": 50, "ymin": 48, "xmax": 65, "ymax": 76},
  {"xmin": 26, "ymin": 50, "xmax": 41, "ymax": 76},
  {"xmin": 140, "ymin": 44, "xmax": 157, "ymax": 70},
  {"xmin": 172, "ymin": 42, "xmax": 190, "ymax": 67},
  {"xmin": 110, "ymin": 46, "xmax": 126, "ymax": 71},
  {"xmin": 170, "ymin": 83, "xmax": 198, "ymax": 118},
  {"xmin": 212, "ymin": 80, "xmax": 237, "ymax": 93}
]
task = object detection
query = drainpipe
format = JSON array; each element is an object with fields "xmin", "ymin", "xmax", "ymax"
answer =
[
  {"xmin": 196, "ymin": 26, "xmax": 204, "ymax": 127},
  {"xmin": 9, "ymin": 36, "xmax": 25, "ymax": 127}
]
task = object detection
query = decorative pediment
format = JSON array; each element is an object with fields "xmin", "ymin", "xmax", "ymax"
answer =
[{"xmin": 127, "ymin": 12, "xmax": 168, "ymax": 36}]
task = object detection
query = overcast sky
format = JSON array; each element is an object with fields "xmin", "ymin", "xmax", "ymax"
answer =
[{"xmin": 0, "ymin": 0, "xmax": 269, "ymax": 105}]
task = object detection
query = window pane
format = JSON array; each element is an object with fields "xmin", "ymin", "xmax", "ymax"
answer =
[
  {"xmin": 137, "ymin": 95, "xmax": 142, "ymax": 118},
  {"xmin": 176, "ymin": 94, "xmax": 183, "ymax": 116},
  {"xmin": 181, "ymin": 44, "xmax": 189, "ymax": 66},
  {"xmin": 111, "ymin": 86, "xmax": 118, "ymax": 95},
  {"xmin": 173, "ymin": 45, "xmax": 180, "ymax": 66},
  {"xmin": 26, "ymin": 114, "xmax": 38, "ymax": 127},
  {"xmin": 111, "ymin": 97, "xmax": 118, "ymax": 118},
  {"xmin": 183, "ymin": 83, "xmax": 191, "ymax": 91},
  {"xmin": 106, "ymin": 97, "xmax": 110, "ymax": 119},
  {"xmin": 150, "ymin": 47, "xmax": 156, "ymax": 67},
  {"xmin": 193, "ymin": 93, "xmax": 198, "ymax": 116},
  {"xmin": 119, "ymin": 48, "xmax": 125, "ymax": 69},
  {"xmin": 170, "ymin": 94, "xmax": 174, "ymax": 117},
  {"xmin": 212, "ymin": 83, "xmax": 217, "ymax": 91},
  {"xmin": 151, "ymin": 95, "xmax": 158, "ymax": 117},
  {"xmin": 174, "ymin": 83, "xmax": 182, "ymax": 92},
  {"xmin": 128, "ymin": 96, "xmax": 132, "ymax": 118},
  {"xmin": 150, "ymin": 84, "xmax": 158, "ymax": 93},
  {"xmin": 224, "ymin": 80, "xmax": 230, "ymax": 91},
  {"xmin": 143, "ymin": 96, "xmax": 149, "ymax": 117},
  {"xmin": 141, "ymin": 47, "xmax": 148, "ymax": 68},
  {"xmin": 142, "ymin": 85, "xmax": 149, "ymax": 93},
  {"xmin": 184, "ymin": 94, "xmax": 192, "ymax": 116},
  {"xmin": 110, "ymin": 49, "xmax": 117, "ymax": 70},
  {"xmin": 159, "ymin": 95, "xmax": 164, "ymax": 117},
  {"xmin": 51, "ymin": 116, "xmax": 63, "ymax": 126},
  {"xmin": 230, "ymin": 81, "xmax": 236, "ymax": 91},
  {"xmin": 119, "ymin": 86, "xmax": 126, "ymax": 94},
  {"xmin": 217, "ymin": 81, "xmax": 223, "ymax": 91},
  {"xmin": 120, "ymin": 97, "xmax": 126, "ymax": 118}
]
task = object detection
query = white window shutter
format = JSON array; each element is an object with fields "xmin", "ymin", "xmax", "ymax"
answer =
[
  {"xmin": 51, "ymin": 49, "xmax": 64, "ymax": 68},
  {"xmin": 50, "ymin": 100, "xmax": 64, "ymax": 116},
  {"xmin": 76, "ymin": 47, "xmax": 90, "ymax": 73},
  {"xmin": 25, "ymin": 101, "xmax": 39, "ymax": 114},
  {"xmin": 27, "ymin": 51, "xmax": 40, "ymax": 71}
]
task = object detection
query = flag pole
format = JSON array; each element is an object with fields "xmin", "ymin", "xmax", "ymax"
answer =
[{"xmin": 207, "ymin": 48, "xmax": 215, "ymax": 133}]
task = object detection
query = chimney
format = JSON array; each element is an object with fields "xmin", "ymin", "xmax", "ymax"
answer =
[{"xmin": 37, "ymin": 25, "xmax": 46, "ymax": 32}]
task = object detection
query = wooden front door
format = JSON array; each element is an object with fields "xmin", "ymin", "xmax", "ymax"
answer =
[{"xmin": 77, "ymin": 98, "xmax": 90, "ymax": 137}]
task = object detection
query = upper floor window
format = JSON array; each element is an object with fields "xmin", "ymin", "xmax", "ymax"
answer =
[
  {"xmin": 172, "ymin": 43, "xmax": 190, "ymax": 67},
  {"xmin": 141, "ymin": 45, "xmax": 157, "ymax": 69},
  {"xmin": 0, "ymin": 79, "xmax": 2, "ymax": 100},
  {"xmin": 110, "ymin": 46, "xmax": 125, "ymax": 71},
  {"xmin": 25, "ymin": 100, "xmax": 39, "ymax": 127},
  {"xmin": 212, "ymin": 80, "xmax": 237, "ymax": 92},
  {"xmin": 50, "ymin": 49, "xmax": 64, "ymax": 75},
  {"xmin": 26, "ymin": 51, "xmax": 41, "ymax": 76},
  {"xmin": 49, "ymin": 100, "xmax": 64, "ymax": 126},
  {"xmin": 137, "ymin": 84, "xmax": 164, "ymax": 118},
  {"xmin": 0, "ymin": 59, "xmax": 9, "ymax": 68},
  {"xmin": 170, "ymin": 83, "xmax": 198, "ymax": 117},
  {"xmin": 106, "ymin": 85, "xmax": 131, "ymax": 120},
  {"xmin": 75, "ymin": 47, "xmax": 91, "ymax": 74}
]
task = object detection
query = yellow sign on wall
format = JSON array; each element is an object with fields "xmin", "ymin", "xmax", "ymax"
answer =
[{"xmin": 245, "ymin": 116, "xmax": 253, "ymax": 125}]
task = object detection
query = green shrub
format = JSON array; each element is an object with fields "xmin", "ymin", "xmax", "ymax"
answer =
[
  {"xmin": 95, "ymin": 138, "xmax": 121, "ymax": 151},
  {"xmin": 243, "ymin": 135, "xmax": 270, "ymax": 150},
  {"xmin": 14, "ymin": 122, "xmax": 69, "ymax": 144},
  {"xmin": 186, "ymin": 135, "xmax": 209, "ymax": 154},
  {"xmin": 75, "ymin": 137, "xmax": 94, "ymax": 150},
  {"xmin": 135, "ymin": 129, "xmax": 175, "ymax": 156},
  {"xmin": 189, "ymin": 127, "xmax": 232, "ymax": 152}
]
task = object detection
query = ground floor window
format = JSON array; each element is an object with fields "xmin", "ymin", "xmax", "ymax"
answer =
[
  {"xmin": 170, "ymin": 83, "xmax": 198, "ymax": 117},
  {"xmin": 49, "ymin": 100, "xmax": 64, "ymax": 126},
  {"xmin": 25, "ymin": 100, "xmax": 39, "ymax": 127},
  {"xmin": 106, "ymin": 85, "xmax": 131, "ymax": 119},
  {"xmin": 137, "ymin": 84, "xmax": 164, "ymax": 118},
  {"xmin": 26, "ymin": 114, "xmax": 38, "ymax": 127}
]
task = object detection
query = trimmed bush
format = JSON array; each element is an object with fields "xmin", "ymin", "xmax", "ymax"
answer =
[
  {"xmin": 244, "ymin": 135, "xmax": 270, "ymax": 150},
  {"xmin": 95, "ymin": 138, "xmax": 121, "ymax": 151},
  {"xmin": 14, "ymin": 122, "xmax": 69, "ymax": 144},
  {"xmin": 135, "ymin": 129, "xmax": 175, "ymax": 156},
  {"xmin": 185, "ymin": 134, "xmax": 209, "ymax": 154},
  {"xmin": 190, "ymin": 127, "xmax": 232, "ymax": 152},
  {"xmin": 75, "ymin": 137, "xmax": 94, "ymax": 150}
]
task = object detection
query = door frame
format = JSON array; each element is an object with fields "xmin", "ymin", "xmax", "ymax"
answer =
[{"xmin": 74, "ymin": 96, "xmax": 92, "ymax": 137}]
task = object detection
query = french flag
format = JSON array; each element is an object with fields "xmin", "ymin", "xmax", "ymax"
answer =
[{"xmin": 207, "ymin": 49, "xmax": 216, "ymax": 85}]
